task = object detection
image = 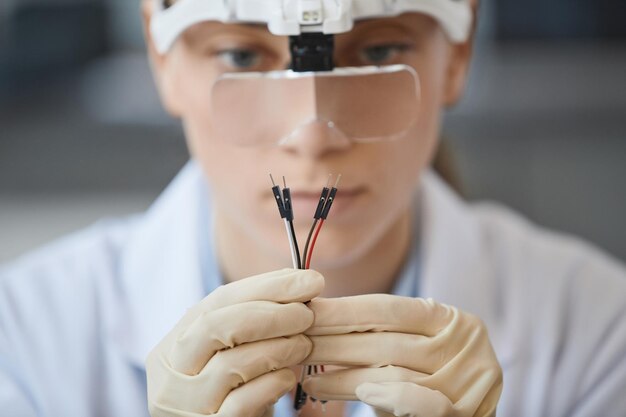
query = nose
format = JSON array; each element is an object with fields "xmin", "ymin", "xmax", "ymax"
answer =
[{"xmin": 279, "ymin": 120, "xmax": 352, "ymax": 158}]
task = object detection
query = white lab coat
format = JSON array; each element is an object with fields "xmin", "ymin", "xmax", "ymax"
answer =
[{"xmin": 1, "ymin": 161, "xmax": 626, "ymax": 417}]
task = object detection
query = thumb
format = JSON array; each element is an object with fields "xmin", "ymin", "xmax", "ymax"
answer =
[{"xmin": 356, "ymin": 382, "xmax": 454, "ymax": 417}]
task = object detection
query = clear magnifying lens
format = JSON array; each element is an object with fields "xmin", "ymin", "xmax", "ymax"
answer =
[{"xmin": 210, "ymin": 65, "xmax": 420, "ymax": 147}]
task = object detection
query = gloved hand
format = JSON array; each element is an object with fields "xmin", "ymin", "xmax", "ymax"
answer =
[
  {"xmin": 146, "ymin": 269, "xmax": 324, "ymax": 417},
  {"xmin": 303, "ymin": 295, "xmax": 502, "ymax": 417}
]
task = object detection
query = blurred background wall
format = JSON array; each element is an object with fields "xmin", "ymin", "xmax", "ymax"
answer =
[{"xmin": 1, "ymin": 0, "xmax": 625, "ymax": 263}]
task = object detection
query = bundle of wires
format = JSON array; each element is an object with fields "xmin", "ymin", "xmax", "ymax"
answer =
[{"xmin": 269, "ymin": 173, "xmax": 341, "ymax": 412}]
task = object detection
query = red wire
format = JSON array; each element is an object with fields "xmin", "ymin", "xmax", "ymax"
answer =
[{"xmin": 305, "ymin": 219, "xmax": 324, "ymax": 269}]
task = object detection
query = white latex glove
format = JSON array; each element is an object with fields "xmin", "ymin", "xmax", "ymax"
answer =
[
  {"xmin": 303, "ymin": 295, "xmax": 502, "ymax": 417},
  {"xmin": 146, "ymin": 269, "xmax": 324, "ymax": 417}
]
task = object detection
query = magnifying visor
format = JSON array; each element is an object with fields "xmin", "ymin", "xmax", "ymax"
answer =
[{"xmin": 210, "ymin": 64, "xmax": 420, "ymax": 147}]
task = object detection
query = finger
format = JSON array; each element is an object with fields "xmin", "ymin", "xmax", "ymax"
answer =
[
  {"xmin": 306, "ymin": 295, "xmax": 453, "ymax": 337},
  {"xmin": 170, "ymin": 301, "xmax": 313, "ymax": 375},
  {"xmin": 152, "ymin": 335, "xmax": 311, "ymax": 415},
  {"xmin": 215, "ymin": 368, "xmax": 296, "ymax": 417},
  {"xmin": 161, "ymin": 269, "xmax": 323, "ymax": 360},
  {"xmin": 356, "ymin": 382, "xmax": 455, "ymax": 417},
  {"xmin": 205, "ymin": 269, "xmax": 324, "ymax": 311},
  {"xmin": 306, "ymin": 333, "xmax": 444, "ymax": 374},
  {"xmin": 303, "ymin": 366, "xmax": 429, "ymax": 401},
  {"xmin": 201, "ymin": 335, "xmax": 312, "ymax": 414}
]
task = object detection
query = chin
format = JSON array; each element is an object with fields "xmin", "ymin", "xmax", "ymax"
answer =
[{"xmin": 301, "ymin": 227, "xmax": 382, "ymax": 271}]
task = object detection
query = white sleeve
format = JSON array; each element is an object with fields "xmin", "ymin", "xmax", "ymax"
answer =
[
  {"xmin": 0, "ymin": 331, "xmax": 39, "ymax": 416},
  {"xmin": 0, "ymin": 265, "xmax": 41, "ymax": 417},
  {"xmin": 562, "ymin": 255, "xmax": 626, "ymax": 417}
]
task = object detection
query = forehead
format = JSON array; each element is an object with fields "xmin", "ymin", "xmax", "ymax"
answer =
[
  {"xmin": 182, "ymin": 13, "xmax": 440, "ymax": 44},
  {"xmin": 344, "ymin": 13, "xmax": 440, "ymax": 39}
]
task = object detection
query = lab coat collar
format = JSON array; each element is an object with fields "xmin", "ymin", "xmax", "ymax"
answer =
[
  {"xmin": 418, "ymin": 170, "xmax": 498, "ymax": 325},
  {"xmin": 112, "ymin": 162, "xmax": 496, "ymax": 369},
  {"xmin": 114, "ymin": 161, "xmax": 210, "ymax": 368}
]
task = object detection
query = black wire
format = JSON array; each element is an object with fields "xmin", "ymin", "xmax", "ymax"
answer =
[
  {"xmin": 302, "ymin": 219, "xmax": 319, "ymax": 270},
  {"xmin": 288, "ymin": 220, "xmax": 302, "ymax": 269}
]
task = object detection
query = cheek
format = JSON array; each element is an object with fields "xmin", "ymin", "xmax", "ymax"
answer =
[
  {"xmin": 408, "ymin": 37, "xmax": 451, "ymax": 136},
  {"xmin": 405, "ymin": 61, "xmax": 447, "ymax": 172},
  {"xmin": 172, "ymin": 60, "xmax": 239, "ymax": 178},
  {"xmin": 184, "ymin": 117, "xmax": 266, "ymax": 205},
  {"xmin": 168, "ymin": 52, "xmax": 282, "ymax": 229},
  {"xmin": 185, "ymin": 122, "xmax": 286, "ymax": 256},
  {"xmin": 382, "ymin": 76, "xmax": 443, "ymax": 189}
]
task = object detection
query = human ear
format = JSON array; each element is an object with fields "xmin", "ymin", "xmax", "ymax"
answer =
[
  {"xmin": 443, "ymin": 40, "xmax": 472, "ymax": 106},
  {"xmin": 443, "ymin": 0, "xmax": 478, "ymax": 106},
  {"xmin": 141, "ymin": 0, "xmax": 183, "ymax": 117}
]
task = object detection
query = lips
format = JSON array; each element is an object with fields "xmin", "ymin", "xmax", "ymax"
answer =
[
  {"xmin": 289, "ymin": 186, "xmax": 367, "ymax": 218},
  {"xmin": 289, "ymin": 186, "xmax": 366, "ymax": 198}
]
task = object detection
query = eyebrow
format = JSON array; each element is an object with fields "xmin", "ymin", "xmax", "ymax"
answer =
[
  {"xmin": 239, "ymin": 22, "xmax": 267, "ymax": 29},
  {"xmin": 185, "ymin": 20, "xmax": 275, "ymax": 38},
  {"xmin": 216, "ymin": 21, "xmax": 277, "ymax": 36}
]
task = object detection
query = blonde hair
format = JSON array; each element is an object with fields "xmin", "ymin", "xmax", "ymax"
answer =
[{"xmin": 433, "ymin": 139, "xmax": 463, "ymax": 196}]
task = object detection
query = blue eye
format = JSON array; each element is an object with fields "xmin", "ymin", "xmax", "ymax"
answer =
[
  {"xmin": 360, "ymin": 44, "xmax": 410, "ymax": 64},
  {"xmin": 217, "ymin": 49, "xmax": 261, "ymax": 69}
]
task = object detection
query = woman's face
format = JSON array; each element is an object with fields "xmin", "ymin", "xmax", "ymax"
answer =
[{"xmin": 148, "ymin": 11, "xmax": 471, "ymax": 267}]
